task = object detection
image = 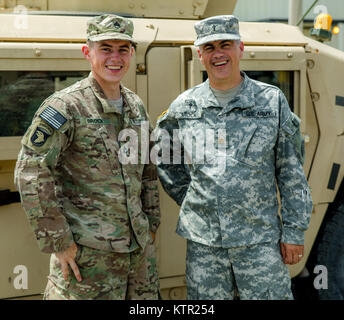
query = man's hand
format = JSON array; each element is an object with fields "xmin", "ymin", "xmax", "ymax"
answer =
[
  {"xmin": 280, "ymin": 242, "xmax": 304, "ymax": 265},
  {"xmin": 55, "ymin": 242, "xmax": 82, "ymax": 282}
]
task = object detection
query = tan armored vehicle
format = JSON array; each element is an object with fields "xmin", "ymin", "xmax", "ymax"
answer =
[{"xmin": 0, "ymin": 0, "xmax": 343, "ymax": 300}]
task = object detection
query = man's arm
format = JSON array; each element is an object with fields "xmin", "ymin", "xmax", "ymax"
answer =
[
  {"xmin": 138, "ymin": 110, "xmax": 161, "ymax": 238},
  {"xmin": 155, "ymin": 109, "xmax": 191, "ymax": 206},
  {"xmin": 15, "ymin": 98, "xmax": 81, "ymax": 281},
  {"xmin": 141, "ymin": 147, "xmax": 161, "ymax": 236},
  {"xmin": 275, "ymin": 91, "xmax": 313, "ymax": 264}
]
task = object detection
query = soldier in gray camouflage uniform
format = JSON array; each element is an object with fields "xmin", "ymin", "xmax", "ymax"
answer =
[
  {"xmin": 14, "ymin": 14, "xmax": 160, "ymax": 300},
  {"xmin": 155, "ymin": 15, "xmax": 313, "ymax": 300}
]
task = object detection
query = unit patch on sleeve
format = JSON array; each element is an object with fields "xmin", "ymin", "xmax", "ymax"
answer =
[
  {"xmin": 39, "ymin": 106, "xmax": 67, "ymax": 130},
  {"xmin": 30, "ymin": 127, "xmax": 51, "ymax": 147}
]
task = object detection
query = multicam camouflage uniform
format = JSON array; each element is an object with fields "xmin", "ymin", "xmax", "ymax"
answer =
[
  {"xmin": 15, "ymin": 73, "xmax": 160, "ymax": 299},
  {"xmin": 156, "ymin": 71, "xmax": 313, "ymax": 299}
]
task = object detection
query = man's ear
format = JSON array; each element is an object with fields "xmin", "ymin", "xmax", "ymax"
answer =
[
  {"xmin": 82, "ymin": 45, "xmax": 90, "ymax": 60},
  {"xmin": 239, "ymin": 41, "xmax": 244, "ymax": 58},
  {"xmin": 197, "ymin": 48, "xmax": 205, "ymax": 66},
  {"xmin": 197, "ymin": 48, "xmax": 202, "ymax": 59}
]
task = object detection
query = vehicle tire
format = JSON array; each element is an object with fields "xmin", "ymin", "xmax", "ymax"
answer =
[{"xmin": 315, "ymin": 202, "xmax": 344, "ymax": 299}]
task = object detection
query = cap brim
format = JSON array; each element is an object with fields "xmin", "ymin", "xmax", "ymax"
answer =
[
  {"xmin": 87, "ymin": 32, "xmax": 137, "ymax": 44},
  {"xmin": 194, "ymin": 33, "xmax": 241, "ymax": 46}
]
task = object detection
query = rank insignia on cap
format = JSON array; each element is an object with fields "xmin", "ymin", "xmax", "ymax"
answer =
[
  {"xmin": 39, "ymin": 106, "xmax": 67, "ymax": 130},
  {"xmin": 31, "ymin": 127, "xmax": 51, "ymax": 147}
]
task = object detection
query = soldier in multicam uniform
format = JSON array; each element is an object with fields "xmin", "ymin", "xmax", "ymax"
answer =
[
  {"xmin": 14, "ymin": 14, "xmax": 160, "ymax": 300},
  {"xmin": 155, "ymin": 15, "xmax": 313, "ymax": 300}
]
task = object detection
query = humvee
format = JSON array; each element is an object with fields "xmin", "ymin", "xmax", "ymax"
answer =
[{"xmin": 0, "ymin": 0, "xmax": 343, "ymax": 300}]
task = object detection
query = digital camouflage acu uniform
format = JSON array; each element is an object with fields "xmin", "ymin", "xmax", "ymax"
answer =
[
  {"xmin": 14, "ymin": 14, "xmax": 160, "ymax": 300},
  {"xmin": 156, "ymin": 15, "xmax": 312, "ymax": 300}
]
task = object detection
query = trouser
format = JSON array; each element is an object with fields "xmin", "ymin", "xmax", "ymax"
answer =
[
  {"xmin": 43, "ymin": 240, "xmax": 159, "ymax": 300},
  {"xmin": 186, "ymin": 240, "xmax": 294, "ymax": 300}
]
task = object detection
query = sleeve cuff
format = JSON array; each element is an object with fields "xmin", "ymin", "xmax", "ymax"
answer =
[
  {"xmin": 148, "ymin": 216, "xmax": 160, "ymax": 234},
  {"xmin": 37, "ymin": 230, "xmax": 75, "ymax": 254},
  {"xmin": 281, "ymin": 226, "xmax": 305, "ymax": 245}
]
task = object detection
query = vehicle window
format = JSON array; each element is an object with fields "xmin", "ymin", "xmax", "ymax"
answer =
[
  {"xmin": 202, "ymin": 70, "xmax": 294, "ymax": 111},
  {"xmin": 0, "ymin": 71, "xmax": 88, "ymax": 137}
]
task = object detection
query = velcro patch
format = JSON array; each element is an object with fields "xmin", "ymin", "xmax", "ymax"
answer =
[
  {"xmin": 39, "ymin": 106, "xmax": 67, "ymax": 130},
  {"xmin": 243, "ymin": 110, "xmax": 277, "ymax": 118},
  {"xmin": 30, "ymin": 127, "xmax": 51, "ymax": 147},
  {"xmin": 185, "ymin": 99, "xmax": 197, "ymax": 113}
]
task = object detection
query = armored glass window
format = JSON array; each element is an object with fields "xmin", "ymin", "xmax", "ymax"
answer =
[{"xmin": 0, "ymin": 71, "xmax": 88, "ymax": 137}]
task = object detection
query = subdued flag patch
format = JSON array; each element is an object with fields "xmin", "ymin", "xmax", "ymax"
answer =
[{"xmin": 39, "ymin": 106, "xmax": 67, "ymax": 130}]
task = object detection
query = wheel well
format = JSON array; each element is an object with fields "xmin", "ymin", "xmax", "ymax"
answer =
[
  {"xmin": 328, "ymin": 177, "xmax": 344, "ymax": 212},
  {"xmin": 307, "ymin": 177, "xmax": 344, "ymax": 272}
]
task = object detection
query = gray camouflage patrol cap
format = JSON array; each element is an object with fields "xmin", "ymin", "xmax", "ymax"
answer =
[
  {"xmin": 87, "ymin": 14, "xmax": 136, "ymax": 44},
  {"xmin": 194, "ymin": 15, "xmax": 241, "ymax": 46}
]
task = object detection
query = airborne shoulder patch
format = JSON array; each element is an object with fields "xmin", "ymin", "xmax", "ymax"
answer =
[
  {"xmin": 30, "ymin": 127, "xmax": 51, "ymax": 147},
  {"xmin": 39, "ymin": 106, "xmax": 67, "ymax": 130}
]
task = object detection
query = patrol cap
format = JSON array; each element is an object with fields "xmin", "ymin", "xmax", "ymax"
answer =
[
  {"xmin": 194, "ymin": 15, "xmax": 241, "ymax": 47},
  {"xmin": 87, "ymin": 14, "xmax": 136, "ymax": 44}
]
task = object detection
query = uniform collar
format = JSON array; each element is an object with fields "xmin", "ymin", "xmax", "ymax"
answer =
[
  {"xmin": 200, "ymin": 72, "xmax": 256, "ymax": 113},
  {"xmin": 87, "ymin": 72, "xmax": 140, "ymax": 118}
]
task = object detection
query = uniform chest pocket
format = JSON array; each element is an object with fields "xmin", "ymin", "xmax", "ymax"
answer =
[
  {"xmin": 73, "ymin": 125, "xmax": 120, "ymax": 171},
  {"xmin": 119, "ymin": 118, "xmax": 147, "ymax": 166},
  {"xmin": 235, "ymin": 123, "xmax": 257, "ymax": 165},
  {"xmin": 235, "ymin": 121, "xmax": 277, "ymax": 168},
  {"xmin": 76, "ymin": 126, "xmax": 109, "ymax": 152},
  {"xmin": 175, "ymin": 114, "xmax": 206, "ymax": 168},
  {"xmin": 175, "ymin": 111, "xmax": 204, "ymax": 143}
]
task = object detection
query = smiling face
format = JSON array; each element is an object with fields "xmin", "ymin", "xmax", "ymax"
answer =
[
  {"xmin": 82, "ymin": 39, "xmax": 133, "ymax": 91},
  {"xmin": 198, "ymin": 40, "xmax": 244, "ymax": 90}
]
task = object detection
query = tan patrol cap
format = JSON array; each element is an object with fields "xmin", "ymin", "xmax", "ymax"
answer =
[{"xmin": 87, "ymin": 14, "xmax": 136, "ymax": 44}]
